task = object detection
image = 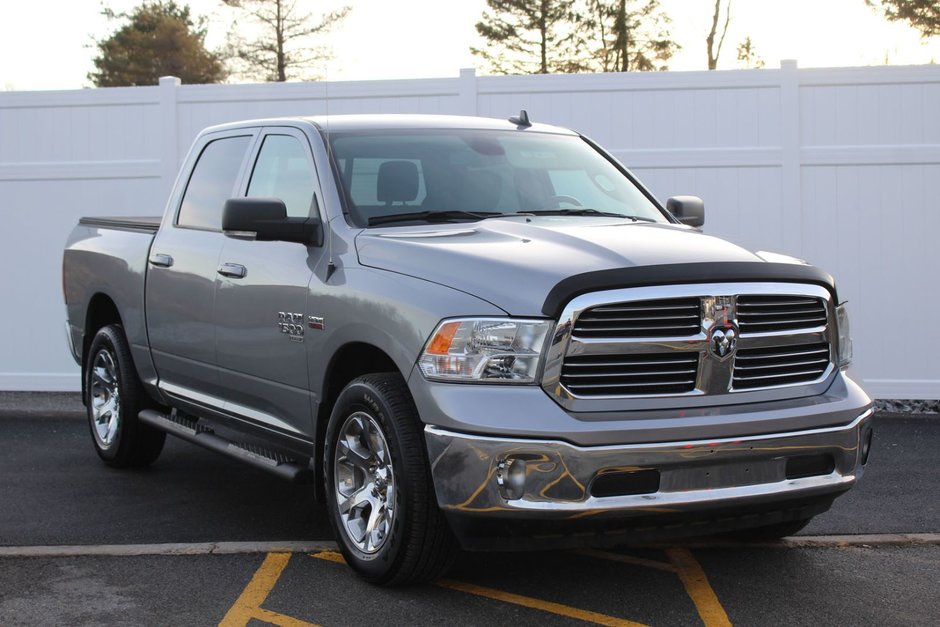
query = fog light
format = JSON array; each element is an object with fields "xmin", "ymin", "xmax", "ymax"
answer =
[
  {"xmin": 495, "ymin": 457, "xmax": 526, "ymax": 500},
  {"xmin": 861, "ymin": 428, "xmax": 873, "ymax": 465}
]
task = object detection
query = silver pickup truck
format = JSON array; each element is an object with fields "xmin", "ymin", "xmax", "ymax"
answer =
[{"xmin": 63, "ymin": 113, "xmax": 872, "ymax": 584}]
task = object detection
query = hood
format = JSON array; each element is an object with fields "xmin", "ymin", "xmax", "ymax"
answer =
[{"xmin": 355, "ymin": 217, "xmax": 769, "ymax": 316}]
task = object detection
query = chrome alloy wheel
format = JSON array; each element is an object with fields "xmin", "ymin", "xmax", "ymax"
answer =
[
  {"xmin": 90, "ymin": 348, "xmax": 121, "ymax": 447},
  {"xmin": 333, "ymin": 412, "xmax": 396, "ymax": 554}
]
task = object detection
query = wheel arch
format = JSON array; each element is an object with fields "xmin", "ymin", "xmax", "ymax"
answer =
[
  {"xmin": 314, "ymin": 341, "xmax": 400, "ymax": 500},
  {"xmin": 81, "ymin": 293, "xmax": 124, "ymax": 406}
]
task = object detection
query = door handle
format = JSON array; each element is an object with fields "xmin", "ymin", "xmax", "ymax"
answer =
[
  {"xmin": 217, "ymin": 263, "xmax": 247, "ymax": 279},
  {"xmin": 148, "ymin": 253, "xmax": 173, "ymax": 268}
]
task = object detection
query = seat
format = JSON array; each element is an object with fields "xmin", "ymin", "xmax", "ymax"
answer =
[
  {"xmin": 459, "ymin": 169, "xmax": 502, "ymax": 212},
  {"xmin": 377, "ymin": 160, "xmax": 419, "ymax": 206}
]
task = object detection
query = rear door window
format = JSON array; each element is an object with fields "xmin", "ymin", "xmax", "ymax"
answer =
[{"xmin": 177, "ymin": 135, "xmax": 252, "ymax": 230}]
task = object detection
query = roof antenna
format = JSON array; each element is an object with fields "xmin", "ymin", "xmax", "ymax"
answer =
[
  {"xmin": 324, "ymin": 60, "xmax": 338, "ymax": 282},
  {"xmin": 509, "ymin": 109, "xmax": 531, "ymax": 127}
]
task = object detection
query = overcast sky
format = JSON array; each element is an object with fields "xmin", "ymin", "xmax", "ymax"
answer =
[{"xmin": 1, "ymin": 0, "xmax": 939, "ymax": 91}]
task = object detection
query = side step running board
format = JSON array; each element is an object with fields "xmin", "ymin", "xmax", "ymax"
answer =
[{"xmin": 139, "ymin": 409, "xmax": 313, "ymax": 484}]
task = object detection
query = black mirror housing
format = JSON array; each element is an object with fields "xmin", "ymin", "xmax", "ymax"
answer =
[
  {"xmin": 222, "ymin": 198, "xmax": 322, "ymax": 245},
  {"xmin": 666, "ymin": 196, "xmax": 705, "ymax": 228}
]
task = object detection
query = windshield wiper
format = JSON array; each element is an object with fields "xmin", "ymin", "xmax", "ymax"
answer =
[
  {"xmin": 526, "ymin": 208, "xmax": 656, "ymax": 221},
  {"xmin": 368, "ymin": 210, "xmax": 498, "ymax": 226},
  {"xmin": 368, "ymin": 208, "xmax": 655, "ymax": 226}
]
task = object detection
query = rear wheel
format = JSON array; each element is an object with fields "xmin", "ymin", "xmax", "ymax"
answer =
[
  {"xmin": 324, "ymin": 373, "xmax": 457, "ymax": 585},
  {"xmin": 85, "ymin": 324, "xmax": 165, "ymax": 468}
]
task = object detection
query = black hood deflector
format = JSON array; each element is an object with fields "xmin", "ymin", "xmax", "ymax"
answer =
[{"xmin": 542, "ymin": 262, "xmax": 838, "ymax": 317}]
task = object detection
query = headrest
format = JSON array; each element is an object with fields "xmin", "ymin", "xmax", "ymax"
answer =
[{"xmin": 377, "ymin": 160, "xmax": 419, "ymax": 203}]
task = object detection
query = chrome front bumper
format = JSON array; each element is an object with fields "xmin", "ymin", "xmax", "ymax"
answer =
[{"xmin": 425, "ymin": 410, "xmax": 872, "ymax": 519}]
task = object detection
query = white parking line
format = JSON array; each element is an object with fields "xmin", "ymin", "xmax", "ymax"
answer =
[
  {"xmin": 661, "ymin": 533, "xmax": 940, "ymax": 549},
  {"xmin": 0, "ymin": 533, "xmax": 937, "ymax": 558},
  {"xmin": 0, "ymin": 540, "xmax": 337, "ymax": 558}
]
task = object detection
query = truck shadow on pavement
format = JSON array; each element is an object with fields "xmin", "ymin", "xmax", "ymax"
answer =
[{"xmin": 1, "ymin": 413, "xmax": 939, "ymax": 625}]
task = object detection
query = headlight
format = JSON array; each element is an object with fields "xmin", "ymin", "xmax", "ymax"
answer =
[
  {"xmin": 418, "ymin": 318, "xmax": 552, "ymax": 383},
  {"xmin": 836, "ymin": 303, "xmax": 852, "ymax": 367}
]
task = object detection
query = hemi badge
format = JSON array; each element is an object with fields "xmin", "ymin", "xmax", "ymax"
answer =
[{"xmin": 308, "ymin": 316, "xmax": 325, "ymax": 330}]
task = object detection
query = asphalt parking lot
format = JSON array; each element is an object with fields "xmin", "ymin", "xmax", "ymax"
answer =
[{"xmin": 1, "ymin": 393, "xmax": 938, "ymax": 626}]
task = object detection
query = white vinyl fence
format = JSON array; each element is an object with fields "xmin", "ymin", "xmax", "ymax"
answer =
[{"xmin": 1, "ymin": 62, "xmax": 938, "ymax": 398}]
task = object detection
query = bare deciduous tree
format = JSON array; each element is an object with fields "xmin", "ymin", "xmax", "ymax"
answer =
[
  {"xmin": 222, "ymin": 0, "xmax": 350, "ymax": 82},
  {"xmin": 706, "ymin": 0, "xmax": 732, "ymax": 70}
]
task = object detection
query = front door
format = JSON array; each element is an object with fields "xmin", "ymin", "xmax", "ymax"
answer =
[{"xmin": 213, "ymin": 128, "xmax": 325, "ymax": 438}]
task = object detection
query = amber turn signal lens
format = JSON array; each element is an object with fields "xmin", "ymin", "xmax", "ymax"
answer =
[{"xmin": 426, "ymin": 321, "xmax": 461, "ymax": 355}]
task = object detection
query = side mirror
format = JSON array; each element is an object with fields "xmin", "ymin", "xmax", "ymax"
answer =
[
  {"xmin": 666, "ymin": 196, "xmax": 705, "ymax": 228},
  {"xmin": 222, "ymin": 198, "xmax": 322, "ymax": 245}
]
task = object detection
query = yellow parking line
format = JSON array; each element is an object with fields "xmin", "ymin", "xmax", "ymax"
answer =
[
  {"xmin": 575, "ymin": 548, "xmax": 678, "ymax": 573},
  {"xmin": 437, "ymin": 579, "xmax": 649, "ymax": 627},
  {"xmin": 665, "ymin": 548, "xmax": 732, "ymax": 627},
  {"xmin": 219, "ymin": 552, "xmax": 319, "ymax": 627},
  {"xmin": 311, "ymin": 551, "xmax": 646, "ymax": 626},
  {"xmin": 310, "ymin": 550, "xmax": 347, "ymax": 564},
  {"xmin": 250, "ymin": 607, "xmax": 319, "ymax": 627}
]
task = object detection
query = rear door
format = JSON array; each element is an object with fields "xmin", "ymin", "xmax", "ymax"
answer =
[
  {"xmin": 213, "ymin": 128, "xmax": 325, "ymax": 438},
  {"xmin": 146, "ymin": 130, "xmax": 257, "ymax": 401}
]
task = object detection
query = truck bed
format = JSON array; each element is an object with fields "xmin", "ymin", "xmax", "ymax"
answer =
[{"xmin": 64, "ymin": 217, "xmax": 160, "ymax": 382}]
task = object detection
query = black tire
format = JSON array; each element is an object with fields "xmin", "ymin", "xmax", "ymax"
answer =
[
  {"xmin": 324, "ymin": 373, "xmax": 457, "ymax": 585},
  {"xmin": 85, "ymin": 324, "xmax": 165, "ymax": 468},
  {"xmin": 728, "ymin": 517, "xmax": 814, "ymax": 541}
]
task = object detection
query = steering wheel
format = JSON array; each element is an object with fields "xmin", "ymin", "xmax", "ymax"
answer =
[{"xmin": 548, "ymin": 195, "xmax": 583, "ymax": 208}]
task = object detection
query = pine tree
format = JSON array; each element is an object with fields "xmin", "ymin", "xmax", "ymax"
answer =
[
  {"xmin": 583, "ymin": 0, "xmax": 677, "ymax": 72},
  {"xmin": 472, "ymin": 0, "xmax": 586, "ymax": 74},
  {"xmin": 736, "ymin": 36, "xmax": 764, "ymax": 69},
  {"xmin": 89, "ymin": 1, "xmax": 226, "ymax": 87},
  {"xmin": 867, "ymin": 0, "xmax": 940, "ymax": 38}
]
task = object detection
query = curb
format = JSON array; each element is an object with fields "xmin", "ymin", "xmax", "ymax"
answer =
[{"xmin": 1, "ymin": 534, "xmax": 937, "ymax": 558}]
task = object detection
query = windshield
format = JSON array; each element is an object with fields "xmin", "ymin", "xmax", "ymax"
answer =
[{"xmin": 328, "ymin": 130, "xmax": 668, "ymax": 227}]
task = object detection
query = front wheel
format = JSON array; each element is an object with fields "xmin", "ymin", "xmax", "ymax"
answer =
[
  {"xmin": 85, "ymin": 324, "xmax": 165, "ymax": 468},
  {"xmin": 324, "ymin": 373, "xmax": 457, "ymax": 585}
]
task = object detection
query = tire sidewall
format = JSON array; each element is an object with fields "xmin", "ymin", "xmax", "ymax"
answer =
[
  {"xmin": 324, "ymin": 379, "xmax": 411, "ymax": 579},
  {"xmin": 85, "ymin": 326, "xmax": 131, "ymax": 461}
]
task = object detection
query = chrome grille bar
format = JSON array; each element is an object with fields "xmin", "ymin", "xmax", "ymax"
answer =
[
  {"xmin": 732, "ymin": 342, "xmax": 831, "ymax": 390},
  {"xmin": 737, "ymin": 294, "xmax": 827, "ymax": 333},
  {"xmin": 560, "ymin": 353, "xmax": 699, "ymax": 395},
  {"xmin": 573, "ymin": 297, "xmax": 701, "ymax": 339}
]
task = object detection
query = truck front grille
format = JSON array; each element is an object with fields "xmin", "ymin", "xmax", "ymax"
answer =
[
  {"xmin": 544, "ymin": 283, "xmax": 835, "ymax": 410},
  {"xmin": 573, "ymin": 297, "xmax": 701, "ymax": 339},
  {"xmin": 560, "ymin": 353, "xmax": 699, "ymax": 396},
  {"xmin": 737, "ymin": 295, "xmax": 827, "ymax": 333},
  {"xmin": 732, "ymin": 342, "xmax": 830, "ymax": 390}
]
